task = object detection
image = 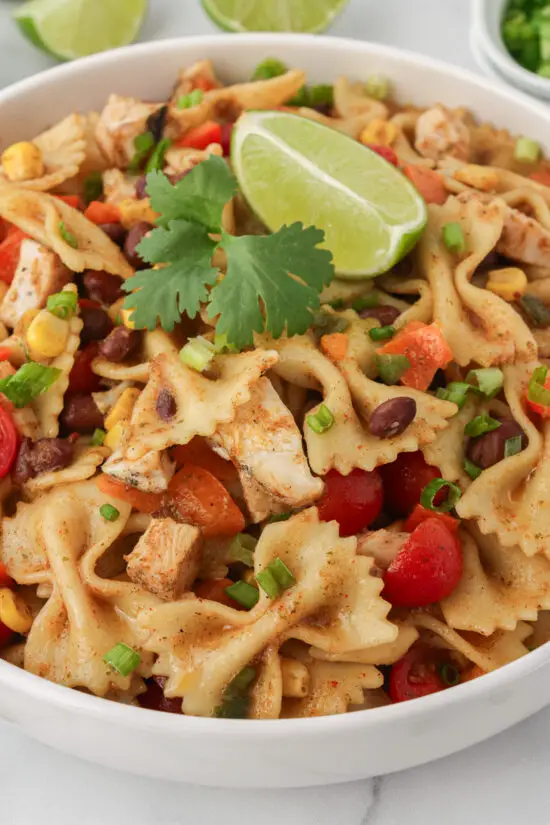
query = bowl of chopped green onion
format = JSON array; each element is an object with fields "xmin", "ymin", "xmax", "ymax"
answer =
[{"xmin": 473, "ymin": 0, "xmax": 550, "ymax": 99}]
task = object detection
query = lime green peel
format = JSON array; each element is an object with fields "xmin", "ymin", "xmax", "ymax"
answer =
[
  {"xmin": 201, "ymin": 0, "xmax": 349, "ymax": 33},
  {"xmin": 231, "ymin": 111, "xmax": 427, "ymax": 279},
  {"xmin": 14, "ymin": 0, "xmax": 148, "ymax": 61}
]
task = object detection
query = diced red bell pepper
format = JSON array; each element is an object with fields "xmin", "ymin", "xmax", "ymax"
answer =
[
  {"xmin": 176, "ymin": 121, "xmax": 223, "ymax": 150},
  {"xmin": 0, "ymin": 229, "xmax": 27, "ymax": 285},
  {"xmin": 377, "ymin": 321, "xmax": 453, "ymax": 391}
]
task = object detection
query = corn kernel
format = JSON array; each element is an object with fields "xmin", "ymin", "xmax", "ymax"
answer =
[
  {"xmin": 121, "ymin": 308, "xmax": 135, "ymax": 330},
  {"xmin": 104, "ymin": 421, "xmax": 126, "ymax": 450},
  {"xmin": 280, "ymin": 657, "xmax": 310, "ymax": 698},
  {"xmin": 453, "ymin": 164, "xmax": 500, "ymax": 192},
  {"xmin": 0, "ymin": 588, "xmax": 32, "ymax": 633},
  {"xmin": 26, "ymin": 309, "xmax": 69, "ymax": 358},
  {"xmin": 2, "ymin": 141, "xmax": 44, "ymax": 182},
  {"xmin": 486, "ymin": 267, "xmax": 527, "ymax": 302},
  {"xmin": 117, "ymin": 198, "xmax": 159, "ymax": 230},
  {"xmin": 105, "ymin": 387, "xmax": 140, "ymax": 431},
  {"xmin": 359, "ymin": 118, "xmax": 398, "ymax": 147}
]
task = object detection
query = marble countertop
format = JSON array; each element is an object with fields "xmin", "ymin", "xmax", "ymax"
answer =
[{"xmin": 0, "ymin": 1, "xmax": 549, "ymax": 822}]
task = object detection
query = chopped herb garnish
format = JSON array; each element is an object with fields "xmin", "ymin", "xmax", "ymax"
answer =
[
  {"xmin": 420, "ymin": 478, "xmax": 462, "ymax": 513},
  {"xmin": 58, "ymin": 221, "xmax": 78, "ymax": 249},
  {"xmin": 0, "ymin": 362, "xmax": 61, "ymax": 408},
  {"xmin": 439, "ymin": 662, "xmax": 460, "ymax": 687},
  {"xmin": 442, "ymin": 222, "xmax": 466, "ymax": 255},
  {"xmin": 287, "ymin": 85, "xmax": 310, "ymax": 107},
  {"xmin": 365, "ymin": 74, "xmax": 391, "ymax": 101},
  {"xmin": 352, "ymin": 292, "xmax": 379, "ymax": 311},
  {"xmin": 311, "ymin": 309, "xmax": 349, "ymax": 340},
  {"xmin": 256, "ymin": 557, "xmax": 296, "ymax": 599},
  {"xmin": 464, "ymin": 458, "xmax": 482, "ymax": 480},
  {"xmin": 375, "ymin": 353, "xmax": 411, "ymax": 385},
  {"xmin": 267, "ymin": 512, "xmax": 292, "ymax": 523},
  {"xmin": 518, "ymin": 294, "xmax": 550, "ymax": 328},
  {"xmin": 465, "ymin": 367, "xmax": 504, "ymax": 399},
  {"xmin": 464, "ymin": 413, "xmax": 501, "ymax": 438},
  {"xmin": 177, "ymin": 89, "xmax": 204, "ymax": 109},
  {"xmin": 504, "ymin": 435, "xmax": 523, "ymax": 458},
  {"xmin": 309, "ymin": 84, "xmax": 334, "ymax": 108},
  {"xmin": 528, "ymin": 364, "xmax": 550, "ymax": 407},
  {"xmin": 306, "ymin": 404, "xmax": 334, "ymax": 434},
  {"xmin": 103, "ymin": 642, "xmax": 140, "ymax": 676},
  {"xmin": 224, "ymin": 580, "xmax": 259, "ymax": 610},
  {"xmin": 100, "ymin": 503, "xmax": 120, "ymax": 522},
  {"xmin": 47, "ymin": 290, "xmax": 78, "ymax": 319},
  {"xmin": 251, "ymin": 57, "xmax": 287, "ymax": 81},
  {"xmin": 91, "ymin": 428, "xmax": 106, "ymax": 446},
  {"xmin": 145, "ymin": 137, "xmax": 172, "ymax": 174},
  {"xmin": 83, "ymin": 170, "xmax": 103, "ymax": 205},
  {"xmin": 179, "ymin": 336, "xmax": 216, "ymax": 373},
  {"xmin": 436, "ymin": 381, "xmax": 471, "ymax": 409},
  {"xmin": 369, "ymin": 325, "xmax": 395, "ymax": 341},
  {"xmin": 214, "ymin": 666, "xmax": 256, "ymax": 718},
  {"xmin": 129, "ymin": 131, "xmax": 155, "ymax": 173},
  {"xmin": 515, "ymin": 135, "xmax": 541, "ymax": 163},
  {"xmin": 228, "ymin": 533, "xmax": 257, "ymax": 567}
]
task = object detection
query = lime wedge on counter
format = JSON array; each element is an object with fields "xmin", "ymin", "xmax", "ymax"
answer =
[
  {"xmin": 231, "ymin": 111, "xmax": 427, "ymax": 278},
  {"xmin": 14, "ymin": 0, "xmax": 148, "ymax": 61},
  {"xmin": 201, "ymin": 0, "xmax": 348, "ymax": 33}
]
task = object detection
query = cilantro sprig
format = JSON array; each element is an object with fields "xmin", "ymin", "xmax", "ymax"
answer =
[{"xmin": 122, "ymin": 156, "xmax": 334, "ymax": 349}]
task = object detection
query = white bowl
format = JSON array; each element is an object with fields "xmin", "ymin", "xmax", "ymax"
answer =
[
  {"xmin": 0, "ymin": 33, "xmax": 550, "ymax": 788},
  {"xmin": 472, "ymin": 0, "xmax": 550, "ymax": 100}
]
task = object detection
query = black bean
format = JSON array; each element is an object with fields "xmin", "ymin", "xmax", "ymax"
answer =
[
  {"xmin": 83, "ymin": 270, "xmax": 124, "ymax": 304},
  {"xmin": 61, "ymin": 394, "xmax": 104, "ymax": 434},
  {"xmin": 80, "ymin": 306, "xmax": 113, "ymax": 345},
  {"xmin": 12, "ymin": 438, "xmax": 34, "ymax": 485},
  {"xmin": 467, "ymin": 417, "xmax": 526, "ymax": 469},
  {"xmin": 146, "ymin": 105, "xmax": 168, "ymax": 144},
  {"xmin": 98, "ymin": 325, "xmax": 141, "ymax": 362},
  {"xmin": 369, "ymin": 397, "xmax": 417, "ymax": 439},
  {"xmin": 156, "ymin": 389, "xmax": 176, "ymax": 421},
  {"xmin": 135, "ymin": 176, "xmax": 148, "ymax": 200},
  {"xmin": 98, "ymin": 223, "xmax": 127, "ymax": 247},
  {"xmin": 124, "ymin": 221, "xmax": 153, "ymax": 269},
  {"xmin": 359, "ymin": 305, "xmax": 401, "ymax": 326},
  {"xmin": 13, "ymin": 437, "xmax": 73, "ymax": 484}
]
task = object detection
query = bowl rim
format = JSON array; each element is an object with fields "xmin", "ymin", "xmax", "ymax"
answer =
[{"xmin": 0, "ymin": 31, "xmax": 549, "ymax": 735}]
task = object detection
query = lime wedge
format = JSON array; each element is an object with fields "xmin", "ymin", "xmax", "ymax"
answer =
[
  {"xmin": 201, "ymin": 0, "xmax": 348, "ymax": 33},
  {"xmin": 14, "ymin": 0, "xmax": 148, "ymax": 61},
  {"xmin": 231, "ymin": 111, "xmax": 427, "ymax": 279}
]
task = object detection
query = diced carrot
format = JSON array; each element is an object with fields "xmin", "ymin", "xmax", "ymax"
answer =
[
  {"xmin": 96, "ymin": 474, "xmax": 163, "ymax": 513},
  {"xmin": 0, "ymin": 562, "xmax": 14, "ymax": 589},
  {"xmin": 320, "ymin": 332, "xmax": 348, "ymax": 362},
  {"xmin": 55, "ymin": 194, "xmax": 82, "ymax": 209},
  {"xmin": 194, "ymin": 577, "xmax": 240, "ymax": 607},
  {"xmin": 405, "ymin": 503, "xmax": 459, "ymax": 533},
  {"xmin": 171, "ymin": 437, "xmax": 237, "ymax": 483},
  {"xmin": 168, "ymin": 464, "xmax": 245, "ymax": 538},
  {"xmin": 403, "ymin": 165, "xmax": 448, "ymax": 205},
  {"xmin": 530, "ymin": 169, "xmax": 550, "ymax": 187},
  {"xmin": 0, "ymin": 229, "xmax": 27, "ymax": 285},
  {"xmin": 193, "ymin": 76, "xmax": 217, "ymax": 93},
  {"xmin": 84, "ymin": 201, "xmax": 121, "ymax": 225},
  {"xmin": 176, "ymin": 121, "xmax": 223, "ymax": 150},
  {"xmin": 377, "ymin": 321, "xmax": 453, "ymax": 391}
]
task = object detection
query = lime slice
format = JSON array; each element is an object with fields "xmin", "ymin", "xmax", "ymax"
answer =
[
  {"xmin": 14, "ymin": 0, "xmax": 148, "ymax": 61},
  {"xmin": 201, "ymin": 0, "xmax": 348, "ymax": 33},
  {"xmin": 231, "ymin": 111, "xmax": 427, "ymax": 279}
]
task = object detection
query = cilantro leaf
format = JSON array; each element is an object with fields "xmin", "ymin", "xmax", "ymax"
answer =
[
  {"xmin": 145, "ymin": 157, "xmax": 237, "ymax": 233},
  {"xmin": 209, "ymin": 223, "xmax": 333, "ymax": 349},
  {"xmin": 122, "ymin": 220, "xmax": 219, "ymax": 331}
]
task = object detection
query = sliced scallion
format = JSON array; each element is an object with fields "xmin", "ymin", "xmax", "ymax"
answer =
[
  {"xmin": 442, "ymin": 222, "xmax": 466, "ymax": 255},
  {"xmin": 306, "ymin": 404, "xmax": 334, "ymax": 434},
  {"xmin": 464, "ymin": 413, "xmax": 501, "ymax": 438},
  {"xmin": 228, "ymin": 533, "xmax": 257, "ymax": 567},
  {"xmin": 224, "ymin": 580, "xmax": 259, "ymax": 610},
  {"xmin": 311, "ymin": 309, "xmax": 349, "ymax": 339},
  {"xmin": 103, "ymin": 642, "xmax": 140, "ymax": 676},
  {"xmin": 375, "ymin": 353, "xmax": 411, "ymax": 385},
  {"xmin": 514, "ymin": 136, "xmax": 541, "ymax": 163},
  {"xmin": 518, "ymin": 294, "xmax": 550, "ymax": 328},
  {"xmin": 504, "ymin": 435, "xmax": 523, "ymax": 458},
  {"xmin": 251, "ymin": 57, "xmax": 287, "ymax": 81},
  {"xmin": 352, "ymin": 292, "xmax": 379, "ymax": 311},
  {"xmin": 464, "ymin": 458, "xmax": 482, "ymax": 480},
  {"xmin": 439, "ymin": 662, "xmax": 460, "ymax": 687},
  {"xmin": 177, "ymin": 89, "xmax": 204, "ymax": 109},
  {"xmin": 528, "ymin": 364, "xmax": 550, "ymax": 406},
  {"xmin": 420, "ymin": 478, "xmax": 462, "ymax": 513},
  {"xmin": 58, "ymin": 221, "xmax": 78, "ymax": 249},
  {"xmin": 465, "ymin": 367, "xmax": 504, "ymax": 399},
  {"xmin": 83, "ymin": 170, "xmax": 103, "ymax": 205},
  {"xmin": 365, "ymin": 74, "xmax": 391, "ymax": 100},
  {"xmin": 369, "ymin": 325, "xmax": 395, "ymax": 341},
  {"xmin": 435, "ymin": 381, "xmax": 470, "ymax": 408},
  {"xmin": 256, "ymin": 557, "xmax": 296, "ymax": 599},
  {"xmin": 309, "ymin": 84, "xmax": 334, "ymax": 108},
  {"xmin": 214, "ymin": 666, "xmax": 256, "ymax": 718},
  {"xmin": 129, "ymin": 131, "xmax": 155, "ymax": 172},
  {"xmin": 179, "ymin": 336, "xmax": 216, "ymax": 373},
  {"xmin": 47, "ymin": 290, "xmax": 78, "ymax": 319},
  {"xmin": 145, "ymin": 138, "xmax": 172, "ymax": 174},
  {"xmin": 91, "ymin": 428, "xmax": 106, "ymax": 446},
  {"xmin": 267, "ymin": 512, "xmax": 292, "ymax": 523}
]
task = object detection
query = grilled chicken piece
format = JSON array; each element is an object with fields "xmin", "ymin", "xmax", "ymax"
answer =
[
  {"xmin": 96, "ymin": 94, "xmax": 162, "ymax": 168},
  {"xmin": 356, "ymin": 530, "xmax": 408, "ymax": 569},
  {"xmin": 211, "ymin": 377, "xmax": 324, "ymax": 510},
  {"xmin": 102, "ymin": 446, "xmax": 174, "ymax": 493},
  {"xmin": 415, "ymin": 105, "xmax": 470, "ymax": 162},
  {"xmin": 126, "ymin": 519, "xmax": 201, "ymax": 600},
  {"xmin": 498, "ymin": 207, "xmax": 550, "ymax": 269},
  {"xmin": 0, "ymin": 240, "xmax": 70, "ymax": 328}
]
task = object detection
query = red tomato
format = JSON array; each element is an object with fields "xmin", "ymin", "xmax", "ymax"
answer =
[
  {"xmin": 526, "ymin": 373, "xmax": 550, "ymax": 418},
  {"xmin": 138, "ymin": 677, "xmax": 182, "ymax": 714},
  {"xmin": 0, "ymin": 561, "xmax": 13, "ymax": 588},
  {"xmin": 404, "ymin": 503, "xmax": 459, "ymax": 533},
  {"xmin": 0, "ymin": 407, "xmax": 17, "ymax": 479},
  {"xmin": 380, "ymin": 451, "xmax": 441, "ymax": 517},
  {"xmin": 366, "ymin": 144, "xmax": 398, "ymax": 166},
  {"xmin": 68, "ymin": 343, "xmax": 102, "ymax": 393},
  {"xmin": 317, "ymin": 468, "xmax": 383, "ymax": 537},
  {"xmin": 55, "ymin": 194, "xmax": 82, "ymax": 209},
  {"xmin": 0, "ymin": 229, "xmax": 27, "ymax": 284},
  {"xmin": 194, "ymin": 577, "xmax": 239, "ymax": 608},
  {"xmin": 0, "ymin": 620, "xmax": 13, "ymax": 649},
  {"xmin": 220, "ymin": 123, "xmax": 234, "ymax": 156},
  {"xmin": 383, "ymin": 518, "xmax": 463, "ymax": 607},
  {"xmin": 389, "ymin": 646, "xmax": 446, "ymax": 702},
  {"xmin": 0, "ymin": 347, "xmax": 11, "ymax": 361},
  {"xmin": 177, "ymin": 121, "xmax": 223, "ymax": 150}
]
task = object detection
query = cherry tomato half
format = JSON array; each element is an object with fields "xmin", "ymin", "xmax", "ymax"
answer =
[
  {"xmin": 68, "ymin": 343, "xmax": 102, "ymax": 394},
  {"xmin": 404, "ymin": 503, "xmax": 459, "ymax": 533},
  {"xmin": 0, "ymin": 407, "xmax": 17, "ymax": 479},
  {"xmin": 383, "ymin": 517, "xmax": 463, "ymax": 607},
  {"xmin": 0, "ymin": 561, "xmax": 14, "ymax": 589},
  {"xmin": 366, "ymin": 144, "xmax": 398, "ymax": 166},
  {"xmin": 138, "ymin": 676, "xmax": 182, "ymax": 714},
  {"xmin": 380, "ymin": 451, "xmax": 441, "ymax": 517},
  {"xmin": 194, "ymin": 577, "xmax": 239, "ymax": 608},
  {"xmin": 317, "ymin": 468, "xmax": 383, "ymax": 537},
  {"xmin": 389, "ymin": 646, "xmax": 446, "ymax": 702}
]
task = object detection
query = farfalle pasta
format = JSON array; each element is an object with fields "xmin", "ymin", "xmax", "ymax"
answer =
[{"xmin": 0, "ymin": 56, "xmax": 550, "ymax": 720}]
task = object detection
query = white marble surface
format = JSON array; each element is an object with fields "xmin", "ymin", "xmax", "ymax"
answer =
[{"xmin": 0, "ymin": 1, "xmax": 548, "ymax": 823}]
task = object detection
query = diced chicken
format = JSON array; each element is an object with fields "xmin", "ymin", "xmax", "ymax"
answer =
[
  {"xmin": 95, "ymin": 94, "xmax": 162, "ymax": 168},
  {"xmin": 170, "ymin": 59, "xmax": 223, "ymax": 104},
  {"xmin": 211, "ymin": 377, "xmax": 324, "ymax": 510},
  {"xmin": 238, "ymin": 473, "xmax": 290, "ymax": 524},
  {"xmin": 498, "ymin": 207, "xmax": 550, "ymax": 269},
  {"xmin": 102, "ymin": 446, "xmax": 174, "ymax": 493},
  {"xmin": 92, "ymin": 381, "xmax": 134, "ymax": 415},
  {"xmin": 126, "ymin": 519, "xmax": 201, "ymax": 600},
  {"xmin": 102, "ymin": 169, "xmax": 139, "ymax": 204},
  {"xmin": 356, "ymin": 530, "xmax": 408, "ymax": 569},
  {"xmin": 0, "ymin": 240, "xmax": 70, "ymax": 329},
  {"xmin": 415, "ymin": 105, "xmax": 470, "ymax": 162}
]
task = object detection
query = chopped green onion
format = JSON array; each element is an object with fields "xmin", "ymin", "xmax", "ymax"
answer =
[
  {"xmin": 442, "ymin": 222, "xmax": 466, "ymax": 255},
  {"xmin": 514, "ymin": 135, "xmax": 541, "ymax": 163},
  {"xmin": 91, "ymin": 428, "xmax": 106, "ymax": 446},
  {"xmin": 504, "ymin": 435, "xmax": 523, "ymax": 458},
  {"xmin": 537, "ymin": 62, "xmax": 550, "ymax": 77},
  {"xmin": 145, "ymin": 138, "xmax": 172, "ymax": 174},
  {"xmin": 309, "ymin": 84, "xmax": 334, "ymax": 108},
  {"xmin": 438, "ymin": 662, "xmax": 460, "ymax": 687},
  {"xmin": 464, "ymin": 413, "xmax": 501, "ymax": 438},
  {"xmin": 311, "ymin": 309, "xmax": 349, "ymax": 339},
  {"xmin": 214, "ymin": 666, "xmax": 256, "ymax": 718},
  {"xmin": 115, "ymin": 314, "xmax": 123, "ymax": 326},
  {"xmin": 464, "ymin": 458, "xmax": 482, "ymax": 480},
  {"xmin": 179, "ymin": 336, "xmax": 216, "ymax": 373},
  {"xmin": 213, "ymin": 332, "xmax": 237, "ymax": 353},
  {"xmin": 83, "ymin": 170, "xmax": 103, "ymax": 205},
  {"xmin": 287, "ymin": 86, "xmax": 310, "ymax": 107},
  {"xmin": 306, "ymin": 404, "xmax": 334, "ymax": 434},
  {"xmin": 528, "ymin": 364, "xmax": 550, "ymax": 406},
  {"xmin": 436, "ymin": 382, "xmax": 471, "ymax": 409},
  {"xmin": 129, "ymin": 131, "xmax": 155, "ymax": 172},
  {"xmin": 228, "ymin": 533, "xmax": 257, "ymax": 567},
  {"xmin": 365, "ymin": 74, "xmax": 391, "ymax": 101},
  {"xmin": 256, "ymin": 557, "xmax": 296, "ymax": 599},
  {"xmin": 369, "ymin": 325, "xmax": 395, "ymax": 341},
  {"xmin": 58, "ymin": 221, "xmax": 78, "ymax": 249},
  {"xmin": 465, "ymin": 367, "xmax": 504, "ymax": 399},
  {"xmin": 518, "ymin": 294, "xmax": 550, "ymax": 328},
  {"xmin": 352, "ymin": 292, "xmax": 379, "ymax": 312},
  {"xmin": 420, "ymin": 478, "xmax": 462, "ymax": 513},
  {"xmin": 0, "ymin": 362, "xmax": 61, "ymax": 408},
  {"xmin": 266, "ymin": 512, "xmax": 292, "ymax": 523},
  {"xmin": 375, "ymin": 354, "xmax": 411, "ymax": 385},
  {"xmin": 327, "ymin": 298, "xmax": 344, "ymax": 309},
  {"xmin": 224, "ymin": 580, "xmax": 259, "ymax": 610},
  {"xmin": 47, "ymin": 290, "xmax": 78, "ymax": 319},
  {"xmin": 103, "ymin": 642, "xmax": 140, "ymax": 676},
  {"xmin": 177, "ymin": 89, "xmax": 204, "ymax": 109},
  {"xmin": 256, "ymin": 568, "xmax": 279, "ymax": 599},
  {"xmin": 251, "ymin": 57, "xmax": 287, "ymax": 81},
  {"xmin": 100, "ymin": 503, "xmax": 120, "ymax": 522}
]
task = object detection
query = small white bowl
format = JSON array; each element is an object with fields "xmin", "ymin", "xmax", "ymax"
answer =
[{"xmin": 472, "ymin": 0, "xmax": 550, "ymax": 99}]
